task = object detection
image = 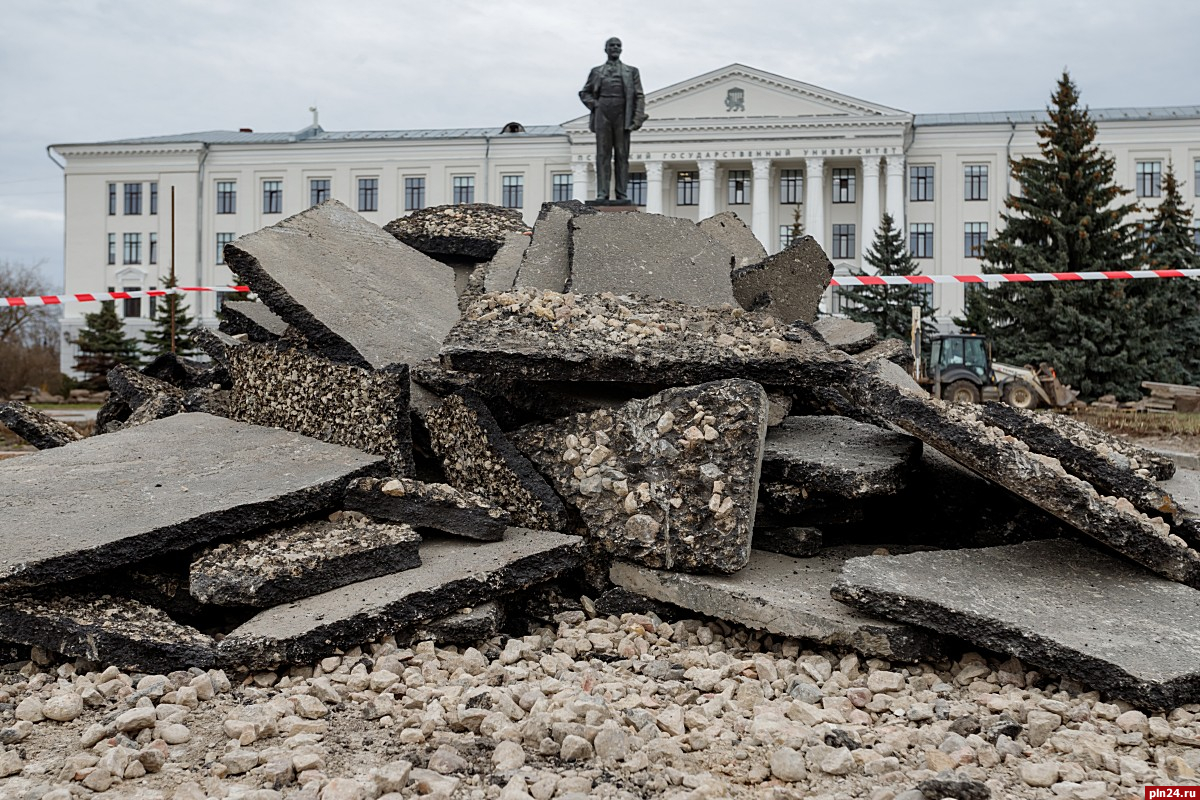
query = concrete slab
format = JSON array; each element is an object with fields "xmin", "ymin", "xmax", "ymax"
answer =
[
  {"xmin": 0, "ymin": 592, "xmax": 216, "ymax": 673},
  {"xmin": 763, "ymin": 415, "xmax": 921, "ymax": 500},
  {"xmin": 225, "ymin": 200, "xmax": 460, "ymax": 370},
  {"xmin": 383, "ymin": 203, "xmax": 530, "ymax": 262},
  {"xmin": 813, "ymin": 317, "xmax": 878, "ymax": 355},
  {"xmin": 732, "ymin": 236, "xmax": 834, "ymax": 324},
  {"xmin": 514, "ymin": 201, "xmax": 595, "ymax": 292},
  {"xmin": 567, "ymin": 213, "xmax": 737, "ymax": 307},
  {"xmin": 482, "ymin": 231, "xmax": 533, "ymax": 293},
  {"xmin": 0, "ymin": 412, "xmax": 386, "ymax": 590},
  {"xmin": 514, "ymin": 379, "xmax": 769, "ymax": 574},
  {"xmin": 227, "ymin": 341, "xmax": 414, "ymax": 475},
  {"xmin": 218, "ymin": 301, "xmax": 288, "ymax": 341},
  {"xmin": 832, "ymin": 539, "xmax": 1200, "ymax": 708},
  {"xmin": 218, "ymin": 529, "xmax": 582, "ymax": 669},
  {"xmin": 441, "ymin": 289, "xmax": 859, "ymax": 393},
  {"xmin": 426, "ymin": 389, "xmax": 568, "ymax": 531},
  {"xmin": 0, "ymin": 401, "xmax": 82, "ymax": 449},
  {"xmin": 190, "ymin": 516, "xmax": 421, "ymax": 607},
  {"xmin": 344, "ymin": 476, "xmax": 510, "ymax": 542},
  {"xmin": 697, "ymin": 211, "xmax": 767, "ymax": 269},
  {"xmin": 610, "ymin": 547, "xmax": 944, "ymax": 661}
]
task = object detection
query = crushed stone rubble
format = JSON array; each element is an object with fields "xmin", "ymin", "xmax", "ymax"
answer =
[{"xmin": 6, "ymin": 199, "xmax": 1200, "ymax": 797}]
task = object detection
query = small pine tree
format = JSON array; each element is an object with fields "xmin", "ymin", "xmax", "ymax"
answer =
[
  {"xmin": 142, "ymin": 275, "xmax": 197, "ymax": 359},
  {"xmin": 789, "ymin": 205, "xmax": 804, "ymax": 243},
  {"xmin": 72, "ymin": 301, "xmax": 142, "ymax": 390},
  {"xmin": 844, "ymin": 212, "xmax": 938, "ymax": 346}
]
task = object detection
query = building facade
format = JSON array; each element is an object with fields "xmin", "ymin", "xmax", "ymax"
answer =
[{"xmin": 50, "ymin": 65, "xmax": 1200, "ymax": 375}]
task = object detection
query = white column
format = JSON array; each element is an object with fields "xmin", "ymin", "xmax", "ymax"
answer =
[
  {"xmin": 571, "ymin": 162, "xmax": 590, "ymax": 202},
  {"xmin": 886, "ymin": 156, "xmax": 906, "ymax": 232},
  {"xmin": 804, "ymin": 157, "xmax": 826, "ymax": 250},
  {"xmin": 751, "ymin": 158, "xmax": 772, "ymax": 251},
  {"xmin": 860, "ymin": 156, "xmax": 882, "ymax": 257},
  {"xmin": 698, "ymin": 160, "xmax": 717, "ymax": 219},
  {"xmin": 645, "ymin": 161, "xmax": 664, "ymax": 215}
]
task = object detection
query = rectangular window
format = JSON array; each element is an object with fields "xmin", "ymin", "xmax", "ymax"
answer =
[
  {"xmin": 310, "ymin": 179, "xmax": 331, "ymax": 206},
  {"xmin": 551, "ymin": 173, "xmax": 573, "ymax": 203},
  {"xmin": 779, "ymin": 224, "xmax": 797, "ymax": 250},
  {"xmin": 357, "ymin": 177, "xmax": 379, "ymax": 212},
  {"xmin": 965, "ymin": 222, "xmax": 988, "ymax": 257},
  {"xmin": 628, "ymin": 173, "xmax": 646, "ymax": 206},
  {"xmin": 1137, "ymin": 161, "xmax": 1162, "ymax": 198},
  {"xmin": 405, "ymin": 177, "xmax": 426, "ymax": 211},
  {"xmin": 217, "ymin": 232, "xmax": 235, "ymax": 265},
  {"xmin": 108, "ymin": 183, "xmax": 117, "ymax": 215},
  {"xmin": 779, "ymin": 169, "xmax": 803, "ymax": 204},
  {"xmin": 216, "ymin": 181, "xmax": 236, "ymax": 214},
  {"xmin": 1194, "ymin": 227, "xmax": 1200, "ymax": 253},
  {"xmin": 124, "ymin": 183, "xmax": 142, "ymax": 215},
  {"xmin": 452, "ymin": 176, "xmax": 475, "ymax": 205},
  {"xmin": 122, "ymin": 233, "xmax": 141, "ymax": 264},
  {"xmin": 149, "ymin": 182, "xmax": 158, "ymax": 215},
  {"xmin": 910, "ymin": 166, "xmax": 934, "ymax": 202},
  {"xmin": 727, "ymin": 170, "xmax": 750, "ymax": 205},
  {"xmin": 149, "ymin": 285, "xmax": 158, "ymax": 320},
  {"xmin": 910, "ymin": 223, "xmax": 934, "ymax": 258},
  {"xmin": 501, "ymin": 175, "xmax": 524, "ymax": 209},
  {"xmin": 964, "ymin": 165, "xmax": 988, "ymax": 201},
  {"xmin": 263, "ymin": 180, "xmax": 282, "ymax": 214},
  {"xmin": 149, "ymin": 232, "xmax": 158, "ymax": 265},
  {"xmin": 1195, "ymin": 161, "xmax": 1200, "ymax": 197},
  {"xmin": 123, "ymin": 288, "xmax": 142, "ymax": 320},
  {"xmin": 107, "ymin": 233, "xmax": 116, "ymax": 265},
  {"xmin": 832, "ymin": 168, "xmax": 856, "ymax": 203},
  {"xmin": 831, "ymin": 224, "xmax": 855, "ymax": 259},
  {"xmin": 676, "ymin": 171, "xmax": 698, "ymax": 206}
]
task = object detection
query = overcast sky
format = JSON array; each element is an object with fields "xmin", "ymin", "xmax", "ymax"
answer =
[{"xmin": 2, "ymin": 0, "xmax": 1196, "ymax": 290}]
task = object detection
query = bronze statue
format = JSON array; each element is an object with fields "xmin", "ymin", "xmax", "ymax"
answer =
[{"xmin": 579, "ymin": 37, "xmax": 648, "ymax": 202}]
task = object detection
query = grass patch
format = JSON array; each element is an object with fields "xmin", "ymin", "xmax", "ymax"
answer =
[
  {"xmin": 30, "ymin": 403, "xmax": 102, "ymax": 411},
  {"xmin": 1067, "ymin": 408, "xmax": 1200, "ymax": 436}
]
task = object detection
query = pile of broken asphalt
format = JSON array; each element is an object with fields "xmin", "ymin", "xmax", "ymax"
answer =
[{"xmin": 3, "ymin": 199, "xmax": 1200, "ymax": 798}]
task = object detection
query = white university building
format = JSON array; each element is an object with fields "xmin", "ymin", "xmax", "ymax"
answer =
[{"xmin": 50, "ymin": 64, "xmax": 1200, "ymax": 375}]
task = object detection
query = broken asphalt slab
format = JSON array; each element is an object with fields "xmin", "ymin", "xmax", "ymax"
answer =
[
  {"xmin": 513, "ymin": 379, "xmax": 769, "ymax": 574},
  {"xmin": 513, "ymin": 201, "xmax": 595, "ymax": 293},
  {"xmin": 832, "ymin": 539, "xmax": 1200, "ymax": 708},
  {"xmin": 217, "ymin": 300, "xmax": 289, "ymax": 341},
  {"xmin": 609, "ymin": 547, "xmax": 944, "ymax": 661},
  {"xmin": 190, "ymin": 516, "xmax": 422, "ymax": 607},
  {"xmin": 441, "ymin": 289, "xmax": 859, "ymax": 392},
  {"xmin": 567, "ymin": 212, "xmax": 737, "ymax": 307},
  {"xmin": 0, "ymin": 412, "xmax": 386, "ymax": 590},
  {"xmin": 344, "ymin": 476, "xmax": 511, "ymax": 542},
  {"xmin": 697, "ymin": 211, "xmax": 767, "ymax": 269},
  {"xmin": 218, "ymin": 528, "xmax": 582, "ymax": 669},
  {"xmin": 224, "ymin": 199, "xmax": 460, "ymax": 370},
  {"xmin": 732, "ymin": 235, "xmax": 833, "ymax": 324},
  {"xmin": 0, "ymin": 401, "xmax": 83, "ymax": 449},
  {"xmin": 383, "ymin": 203, "xmax": 529, "ymax": 262}
]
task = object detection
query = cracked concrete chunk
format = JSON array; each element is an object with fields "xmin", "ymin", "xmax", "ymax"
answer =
[
  {"xmin": 406, "ymin": 602, "xmax": 503, "ymax": 646},
  {"xmin": 481, "ymin": 231, "xmax": 533, "ymax": 294},
  {"xmin": 763, "ymin": 415, "xmax": 921, "ymax": 501},
  {"xmin": 832, "ymin": 539, "xmax": 1200, "ymax": 708},
  {"xmin": 0, "ymin": 413, "xmax": 385, "ymax": 590},
  {"xmin": 567, "ymin": 213, "xmax": 736, "ymax": 307},
  {"xmin": 426, "ymin": 390, "xmax": 568, "ymax": 531},
  {"xmin": 514, "ymin": 201, "xmax": 596, "ymax": 292},
  {"xmin": 732, "ymin": 235, "xmax": 833, "ymax": 324},
  {"xmin": 698, "ymin": 211, "xmax": 767, "ymax": 269},
  {"xmin": 442, "ymin": 289, "xmax": 858, "ymax": 392},
  {"xmin": 384, "ymin": 203, "xmax": 530, "ymax": 262},
  {"xmin": 225, "ymin": 199, "xmax": 459, "ymax": 370},
  {"xmin": 190, "ymin": 517, "xmax": 421, "ymax": 607},
  {"xmin": 813, "ymin": 317, "xmax": 879, "ymax": 355},
  {"xmin": 345, "ymin": 477, "xmax": 511, "ymax": 542},
  {"xmin": 219, "ymin": 529, "xmax": 582, "ymax": 669},
  {"xmin": 610, "ymin": 547, "xmax": 943, "ymax": 661},
  {"xmin": 0, "ymin": 401, "xmax": 82, "ymax": 449},
  {"xmin": 513, "ymin": 379, "xmax": 769, "ymax": 574},
  {"xmin": 0, "ymin": 592, "xmax": 216, "ymax": 673},
  {"xmin": 227, "ymin": 341, "xmax": 414, "ymax": 475}
]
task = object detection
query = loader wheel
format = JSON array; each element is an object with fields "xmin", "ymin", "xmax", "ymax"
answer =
[
  {"xmin": 945, "ymin": 380, "xmax": 981, "ymax": 404},
  {"xmin": 1003, "ymin": 381, "xmax": 1040, "ymax": 410}
]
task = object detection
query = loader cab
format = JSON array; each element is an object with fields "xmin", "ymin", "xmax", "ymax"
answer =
[{"xmin": 926, "ymin": 334, "xmax": 996, "ymax": 403}]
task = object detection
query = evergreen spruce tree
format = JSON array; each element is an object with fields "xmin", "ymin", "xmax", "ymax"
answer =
[
  {"xmin": 844, "ymin": 212, "xmax": 937, "ymax": 346},
  {"xmin": 72, "ymin": 301, "xmax": 142, "ymax": 390},
  {"xmin": 142, "ymin": 275, "xmax": 197, "ymax": 359},
  {"xmin": 968, "ymin": 71, "xmax": 1143, "ymax": 399}
]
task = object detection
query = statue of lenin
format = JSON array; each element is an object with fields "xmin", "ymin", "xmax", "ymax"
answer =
[{"xmin": 579, "ymin": 37, "xmax": 648, "ymax": 202}]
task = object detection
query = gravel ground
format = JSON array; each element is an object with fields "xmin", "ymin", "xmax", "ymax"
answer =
[{"xmin": 2, "ymin": 601, "xmax": 1198, "ymax": 800}]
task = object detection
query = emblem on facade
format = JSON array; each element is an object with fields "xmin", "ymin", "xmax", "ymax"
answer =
[{"xmin": 725, "ymin": 87, "xmax": 745, "ymax": 113}]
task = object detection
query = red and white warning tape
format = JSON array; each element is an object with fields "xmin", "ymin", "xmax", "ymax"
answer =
[
  {"xmin": 1, "ymin": 286, "xmax": 251, "ymax": 307},
  {"xmin": 830, "ymin": 269, "xmax": 1200, "ymax": 286},
  {"xmin": 5, "ymin": 269, "xmax": 1200, "ymax": 306}
]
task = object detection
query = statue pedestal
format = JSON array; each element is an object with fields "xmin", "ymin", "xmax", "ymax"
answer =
[{"xmin": 586, "ymin": 200, "xmax": 638, "ymax": 213}]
